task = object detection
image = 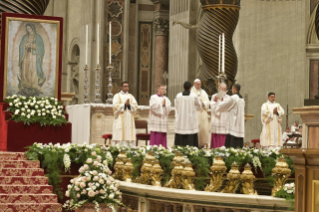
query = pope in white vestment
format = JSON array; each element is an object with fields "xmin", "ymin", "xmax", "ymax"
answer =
[
  {"xmin": 191, "ymin": 79, "xmax": 210, "ymax": 147},
  {"xmin": 215, "ymin": 84, "xmax": 245, "ymax": 148},
  {"xmin": 112, "ymin": 82, "xmax": 138, "ymax": 146},
  {"xmin": 260, "ymin": 92, "xmax": 284, "ymax": 148},
  {"xmin": 175, "ymin": 81, "xmax": 202, "ymax": 147},
  {"xmin": 210, "ymin": 83, "xmax": 230, "ymax": 148},
  {"xmin": 149, "ymin": 85, "xmax": 172, "ymax": 148}
]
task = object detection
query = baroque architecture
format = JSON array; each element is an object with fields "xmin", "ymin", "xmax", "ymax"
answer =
[{"xmin": 42, "ymin": 0, "xmax": 319, "ymax": 143}]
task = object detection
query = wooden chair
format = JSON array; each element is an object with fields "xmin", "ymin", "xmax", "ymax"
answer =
[
  {"xmin": 135, "ymin": 120, "xmax": 150, "ymax": 146},
  {"xmin": 102, "ymin": 134, "xmax": 112, "ymax": 146}
]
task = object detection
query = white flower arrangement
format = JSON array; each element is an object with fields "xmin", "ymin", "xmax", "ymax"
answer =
[
  {"xmin": 4, "ymin": 96, "xmax": 67, "ymax": 126},
  {"xmin": 63, "ymin": 157, "xmax": 123, "ymax": 212},
  {"xmin": 283, "ymin": 182, "xmax": 295, "ymax": 194}
]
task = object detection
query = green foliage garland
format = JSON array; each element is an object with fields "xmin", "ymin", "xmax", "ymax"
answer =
[
  {"xmin": 4, "ymin": 95, "xmax": 67, "ymax": 126},
  {"xmin": 26, "ymin": 143, "xmax": 295, "ymax": 199}
]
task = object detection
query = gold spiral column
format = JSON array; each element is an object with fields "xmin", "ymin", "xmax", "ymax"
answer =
[
  {"xmin": 0, "ymin": 0, "xmax": 50, "ymax": 36},
  {"xmin": 197, "ymin": 0, "xmax": 240, "ymax": 88}
]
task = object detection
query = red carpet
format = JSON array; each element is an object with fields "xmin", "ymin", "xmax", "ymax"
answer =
[{"xmin": 0, "ymin": 151, "xmax": 62, "ymax": 211}]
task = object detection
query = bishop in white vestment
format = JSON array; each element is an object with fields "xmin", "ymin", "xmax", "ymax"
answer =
[
  {"xmin": 175, "ymin": 81, "xmax": 202, "ymax": 147},
  {"xmin": 210, "ymin": 83, "xmax": 230, "ymax": 148},
  {"xmin": 191, "ymin": 79, "xmax": 210, "ymax": 147},
  {"xmin": 149, "ymin": 85, "xmax": 172, "ymax": 148},
  {"xmin": 215, "ymin": 84, "xmax": 245, "ymax": 148},
  {"xmin": 112, "ymin": 82, "xmax": 138, "ymax": 146},
  {"xmin": 260, "ymin": 92, "xmax": 284, "ymax": 148}
]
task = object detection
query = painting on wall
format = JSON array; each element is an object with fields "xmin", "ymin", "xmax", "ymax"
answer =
[{"xmin": 0, "ymin": 13, "xmax": 63, "ymax": 101}]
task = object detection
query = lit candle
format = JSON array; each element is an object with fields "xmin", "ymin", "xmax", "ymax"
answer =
[
  {"xmin": 218, "ymin": 35, "xmax": 221, "ymax": 74},
  {"xmin": 97, "ymin": 23, "xmax": 100, "ymax": 65},
  {"xmin": 85, "ymin": 24, "xmax": 88, "ymax": 66},
  {"xmin": 222, "ymin": 33, "xmax": 225, "ymax": 74},
  {"xmin": 109, "ymin": 21, "xmax": 112, "ymax": 64}
]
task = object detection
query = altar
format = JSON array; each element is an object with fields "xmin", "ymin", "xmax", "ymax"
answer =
[{"xmin": 66, "ymin": 104, "xmax": 254, "ymax": 146}]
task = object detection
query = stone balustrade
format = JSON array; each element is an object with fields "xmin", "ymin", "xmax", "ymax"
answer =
[{"xmin": 118, "ymin": 181, "xmax": 293, "ymax": 212}]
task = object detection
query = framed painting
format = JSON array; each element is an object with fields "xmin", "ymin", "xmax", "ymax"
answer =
[{"xmin": 0, "ymin": 13, "xmax": 63, "ymax": 101}]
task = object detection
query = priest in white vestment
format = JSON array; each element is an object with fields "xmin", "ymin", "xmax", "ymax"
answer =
[
  {"xmin": 175, "ymin": 81, "xmax": 202, "ymax": 147},
  {"xmin": 210, "ymin": 82, "xmax": 230, "ymax": 148},
  {"xmin": 112, "ymin": 82, "xmax": 138, "ymax": 146},
  {"xmin": 191, "ymin": 79, "xmax": 210, "ymax": 148},
  {"xmin": 149, "ymin": 85, "xmax": 171, "ymax": 148},
  {"xmin": 260, "ymin": 92, "xmax": 284, "ymax": 148},
  {"xmin": 214, "ymin": 84, "xmax": 245, "ymax": 148}
]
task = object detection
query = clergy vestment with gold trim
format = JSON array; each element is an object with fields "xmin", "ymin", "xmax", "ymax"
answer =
[
  {"xmin": 112, "ymin": 91, "xmax": 138, "ymax": 142},
  {"xmin": 260, "ymin": 101, "xmax": 284, "ymax": 148}
]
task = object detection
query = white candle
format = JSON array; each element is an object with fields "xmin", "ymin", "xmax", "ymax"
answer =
[
  {"xmin": 97, "ymin": 23, "xmax": 100, "ymax": 65},
  {"xmin": 85, "ymin": 24, "xmax": 88, "ymax": 66},
  {"xmin": 218, "ymin": 35, "xmax": 221, "ymax": 74},
  {"xmin": 222, "ymin": 33, "xmax": 225, "ymax": 74},
  {"xmin": 109, "ymin": 22, "xmax": 112, "ymax": 64}
]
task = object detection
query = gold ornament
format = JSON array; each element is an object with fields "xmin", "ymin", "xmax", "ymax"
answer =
[
  {"xmin": 111, "ymin": 150, "xmax": 127, "ymax": 180},
  {"xmin": 112, "ymin": 158, "xmax": 124, "ymax": 180},
  {"xmin": 150, "ymin": 159, "xmax": 164, "ymax": 187},
  {"xmin": 134, "ymin": 158, "xmax": 153, "ymax": 185},
  {"xmin": 221, "ymin": 162, "xmax": 241, "ymax": 193},
  {"xmin": 117, "ymin": 150, "xmax": 128, "ymax": 162},
  {"xmin": 240, "ymin": 163, "xmax": 258, "ymax": 195},
  {"xmin": 164, "ymin": 152, "xmax": 185, "ymax": 189},
  {"xmin": 181, "ymin": 161, "xmax": 196, "ymax": 190},
  {"xmin": 205, "ymin": 155, "xmax": 227, "ymax": 192},
  {"xmin": 123, "ymin": 158, "xmax": 134, "ymax": 182},
  {"xmin": 271, "ymin": 156, "xmax": 291, "ymax": 196}
]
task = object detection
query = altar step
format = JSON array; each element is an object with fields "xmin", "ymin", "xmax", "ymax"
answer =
[
  {"xmin": 0, "ymin": 203, "xmax": 62, "ymax": 211},
  {"xmin": 0, "ymin": 168, "xmax": 44, "ymax": 176},
  {"xmin": 0, "ymin": 152, "xmax": 62, "ymax": 211},
  {"xmin": 0, "ymin": 194, "xmax": 58, "ymax": 203},
  {"xmin": 0, "ymin": 160, "xmax": 40, "ymax": 169},
  {"xmin": 0, "ymin": 176, "xmax": 49, "ymax": 185},
  {"xmin": 0, "ymin": 152, "xmax": 27, "ymax": 160}
]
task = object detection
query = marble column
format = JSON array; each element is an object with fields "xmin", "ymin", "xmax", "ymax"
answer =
[
  {"xmin": 151, "ymin": 0, "xmax": 169, "ymax": 93},
  {"xmin": 153, "ymin": 18, "xmax": 169, "ymax": 92}
]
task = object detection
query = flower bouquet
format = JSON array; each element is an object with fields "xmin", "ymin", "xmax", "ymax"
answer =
[
  {"xmin": 63, "ymin": 155, "xmax": 123, "ymax": 212},
  {"xmin": 4, "ymin": 95, "xmax": 67, "ymax": 126}
]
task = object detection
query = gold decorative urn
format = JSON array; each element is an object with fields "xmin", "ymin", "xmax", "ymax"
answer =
[
  {"xmin": 205, "ymin": 155, "xmax": 227, "ymax": 192},
  {"xmin": 181, "ymin": 161, "xmax": 196, "ymax": 190},
  {"xmin": 240, "ymin": 164, "xmax": 258, "ymax": 195},
  {"xmin": 123, "ymin": 158, "xmax": 134, "ymax": 182},
  {"xmin": 221, "ymin": 162, "xmax": 241, "ymax": 193},
  {"xmin": 271, "ymin": 156, "xmax": 292, "ymax": 196},
  {"xmin": 150, "ymin": 159, "xmax": 164, "ymax": 187}
]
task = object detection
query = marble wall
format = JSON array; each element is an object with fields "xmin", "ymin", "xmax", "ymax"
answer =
[{"xmin": 234, "ymin": 0, "xmax": 310, "ymax": 143}]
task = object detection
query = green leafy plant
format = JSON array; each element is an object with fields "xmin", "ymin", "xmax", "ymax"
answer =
[
  {"xmin": 4, "ymin": 95, "xmax": 67, "ymax": 126},
  {"xmin": 275, "ymin": 182, "xmax": 295, "ymax": 209}
]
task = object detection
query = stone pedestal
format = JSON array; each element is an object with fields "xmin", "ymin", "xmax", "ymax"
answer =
[{"xmin": 279, "ymin": 106, "xmax": 319, "ymax": 212}]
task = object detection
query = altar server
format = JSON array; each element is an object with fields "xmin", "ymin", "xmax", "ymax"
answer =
[
  {"xmin": 149, "ymin": 85, "xmax": 172, "ymax": 148},
  {"xmin": 214, "ymin": 84, "xmax": 245, "ymax": 148},
  {"xmin": 210, "ymin": 82, "xmax": 230, "ymax": 148},
  {"xmin": 260, "ymin": 92, "xmax": 284, "ymax": 149},
  {"xmin": 174, "ymin": 81, "xmax": 202, "ymax": 147},
  {"xmin": 112, "ymin": 81, "xmax": 138, "ymax": 146},
  {"xmin": 191, "ymin": 79, "xmax": 210, "ymax": 148}
]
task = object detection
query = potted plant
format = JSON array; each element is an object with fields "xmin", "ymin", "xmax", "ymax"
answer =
[{"xmin": 64, "ymin": 153, "xmax": 123, "ymax": 212}]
